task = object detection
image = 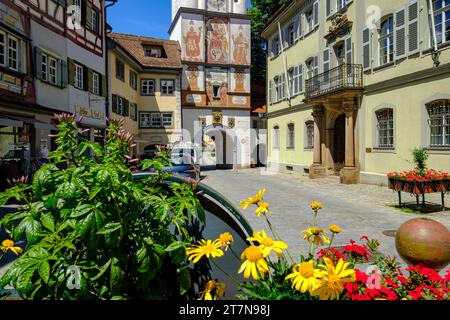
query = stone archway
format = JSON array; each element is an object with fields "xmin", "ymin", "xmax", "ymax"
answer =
[
  {"xmin": 333, "ymin": 114, "xmax": 346, "ymax": 174},
  {"xmin": 195, "ymin": 125, "xmax": 239, "ymax": 169}
]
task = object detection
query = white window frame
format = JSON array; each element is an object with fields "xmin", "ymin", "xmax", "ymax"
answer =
[
  {"xmin": 0, "ymin": 30, "xmax": 5, "ymax": 67},
  {"xmin": 305, "ymin": 121, "xmax": 314, "ymax": 150},
  {"xmin": 376, "ymin": 108, "xmax": 394, "ymax": 149},
  {"xmin": 91, "ymin": 10, "xmax": 100, "ymax": 34},
  {"xmin": 75, "ymin": 63, "xmax": 84, "ymax": 90},
  {"xmin": 433, "ymin": 0, "xmax": 450, "ymax": 45},
  {"xmin": 74, "ymin": 0, "xmax": 82, "ymax": 22},
  {"xmin": 49, "ymin": 56, "xmax": 57, "ymax": 85},
  {"xmin": 141, "ymin": 79, "xmax": 155, "ymax": 95},
  {"xmin": 92, "ymin": 72, "xmax": 100, "ymax": 95},
  {"xmin": 427, "ymin": 100, "xmax": 450, "ymax": 147},
  {"xmin": 8, "ymin": 35, "xmax": 18, "ymax": 71},
  {"xmin": 41, "ymin": 53, "xmax": 48, "ymax": 81},
  {"xmin": 379, "ymin": 15, "xmax": 395, "ymax": 65},
  {"xmin": 287, "ymin": 123, "xmax": 295, "ymax": 149},
  {"xmin": 162, "ymin": 112, "xmax": 173, "ymax": 127},
  {"xmin": 273, "ymin": 126, "xmax": 280, "ymax": 149},
  {"xmin": 139, "ymin": 112, "xmax": 151, "ymax": 128},
  {"xmin": 161, "ymin": 79, "xmax": 175, "ymax": 95},
  {"xmin": 130, "ymin": 103, "xmax": 137, "ymax": 121}
]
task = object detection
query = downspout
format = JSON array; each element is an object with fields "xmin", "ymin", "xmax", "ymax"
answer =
[
  {"xmin": 104, "ymin": 0, "xmax": 118, "ymax": 120},
  {"xmin": 277, "ymin": 22, "xmax": 291, "ymax": 105},
  {"xmin": 427, "ymin": 0, "xmax": 440, "ymax": 67}
]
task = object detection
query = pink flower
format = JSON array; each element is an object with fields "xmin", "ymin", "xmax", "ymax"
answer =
[{"xmin": 366, "ymin": 271, "xmax": 382, "ymax": 290}]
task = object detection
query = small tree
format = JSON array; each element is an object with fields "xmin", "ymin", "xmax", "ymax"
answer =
[{"xmin": 0, "ymin": 115, "xmax": 204, "ymax": 300}]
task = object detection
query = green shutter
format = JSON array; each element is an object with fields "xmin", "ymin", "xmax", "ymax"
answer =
[
  {"xmin": 34, "ymin": 47, "xmax": 43, "ymax": 79},
  {"xmin": 85, "ymin": 3, "xmax": 93, "ymax": 30},
  {"xmin": 60, "ymin": 59, "xmax": 68, "ymax": 88},
  {"xmin": 68, "ymin": 58, "xmax": 75, "ymax": 86},
  {"xmin": 101, "ymin": 75, "xmax": 107, "ymax": 97},
  {"xmin": 125, "ymin": 99, "xmax": 129, "ymax": 117},
  {"xmin": 112, "ymin": 94, "xmax": 118, "ymax": 113},
  {"xmin": 87, "ymin": 68, "xmax": 93, "ymax": 93}
]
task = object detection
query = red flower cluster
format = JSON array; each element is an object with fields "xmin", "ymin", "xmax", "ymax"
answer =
[
  {"xmin": 341, "ymin": 239, "xmax": 371, "ymax": 262},
  {"xmin": 316, "ymin": 248, "xmax": 346, "ymax": 265},
  {"xmin": 388, "ymin": 169, "xmax": 450, "ymax": 183},
  {"xmin": 344, "ymin": 264, "xmax": 449, "ymax": 300}
]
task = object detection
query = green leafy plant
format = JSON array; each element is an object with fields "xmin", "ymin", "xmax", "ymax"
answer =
[
  {"xmin": 0, "ymin": 115, "xmax": 204, "ymax": 300},
  {"xmin": 412, "ymin": 147, "xmax": 429, "ymax": 175}
]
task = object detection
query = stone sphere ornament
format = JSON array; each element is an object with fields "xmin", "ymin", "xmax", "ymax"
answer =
[{"xmin": 395, "ymin": 218, "xmax": 450, "ymax": 271}]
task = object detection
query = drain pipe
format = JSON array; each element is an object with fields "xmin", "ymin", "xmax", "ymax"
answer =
[
  {"xmin": 427, "ymin": 0, "xmax": 440, "ymax": 67},
  {"xmin": 104, "ymin": 0, "xmax": 118, "ymax": 120}
]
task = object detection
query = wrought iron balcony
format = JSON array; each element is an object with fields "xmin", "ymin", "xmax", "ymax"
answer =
[{"xmin": 305, "ymin": 64, "xmax": 363, "ymax": 101}]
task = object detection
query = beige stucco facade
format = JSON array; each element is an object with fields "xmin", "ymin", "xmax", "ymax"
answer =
[
  {"xmin": 263, "ymin": 0, "xmax": 450, "ymax": 184},
  {"xmin": 108, "ymin": 35, "xmax": 183, "ymax": 156}
]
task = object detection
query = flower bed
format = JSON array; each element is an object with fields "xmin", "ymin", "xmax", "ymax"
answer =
[{"xmin": 388, "ymin": 169, "xmax": 450, "ymax": 194}]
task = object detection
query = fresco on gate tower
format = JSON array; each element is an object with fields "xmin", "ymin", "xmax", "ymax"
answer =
[
  {"xmin": 182, "ymin": 16, "xmax": 204, "ymax": 62},
  {"xmin": 230, "ymin": 19, "xmax": 250, "ymax": 65},
  {"xmin": 206, "ymin": 17, "xmax": 228, "ymax": 64}
]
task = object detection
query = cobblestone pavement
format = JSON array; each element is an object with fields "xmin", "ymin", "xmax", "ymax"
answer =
[{"xmin": 202, "ymin": 168, "xmax": 450, "ymax": 264}]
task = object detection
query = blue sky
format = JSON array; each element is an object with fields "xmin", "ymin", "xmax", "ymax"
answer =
[{"xmin": 107, "ymin": 0, "xmax": 252, "ymax": 39}]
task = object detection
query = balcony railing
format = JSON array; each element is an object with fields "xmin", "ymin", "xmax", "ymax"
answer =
[{"xmin": 305, "ymin": 64, "xmax": 363, "ymax": 101}]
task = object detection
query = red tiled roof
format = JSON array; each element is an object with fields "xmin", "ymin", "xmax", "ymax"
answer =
[{"xmin": 107, "ymin": 33, "xmax": 182, "ymax": 69}]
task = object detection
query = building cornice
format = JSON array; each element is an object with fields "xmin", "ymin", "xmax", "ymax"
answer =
[
  {"xmin": 364, "ymin": 62, "xmax": 450, "ymax": 95},
  {"xmin": 168, "ymin": 7, "xmax": 250, "ymax": 35},
  {"xmin": 267, "ymin": 102, "xmax": 311, "ymax": 118}
]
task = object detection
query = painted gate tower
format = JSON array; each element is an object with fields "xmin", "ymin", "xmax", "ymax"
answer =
[{"xmin": 170, "ymin": 0, "xmax": 251, "ymax": 168}]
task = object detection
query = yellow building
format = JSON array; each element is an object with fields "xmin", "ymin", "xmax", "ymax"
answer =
[
  {"xmin": 262, "ymin": 0, "xmax": 450, "ymax": 184},
  {"xmin": 107, "ymin": 33, "xmax": 183, "ymax": 155}
]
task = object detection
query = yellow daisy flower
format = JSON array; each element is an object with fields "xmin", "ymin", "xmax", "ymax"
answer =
[
  {"xmin": 310, "ymin": 201, "xmax": 323, "ymax": 211},
  {"xmin": 303, "ymin": 228, "xmax": 330, "ymax": 246},
  {"xmin": 329, "ymin": 225, "xmax": 342, "ymax": 234},
  {"xmin": 255, "ymin": 202, "xmax": 270, "ymax": 217},
  {"xmin": 285, "ymin": 260, "xmax": 321, "ymax": 293},
  {"xmin": 186, "ymin": 239, "xmax": 224, "ymax": 264},
  {"xmin": 311, "ymin": 258, "xmax": 356, "ymax": 300},
  {"xmin": 247, "ymin": 230, "xmax": 288, "ymax": 257},
  {"xmin": 240, "ymin": 189, "xmax": 266, "ymax": 209},
  {"xmin": 1, "ymin": 240, "xmax": 23, "ymax": 255},
  {"xmin": 218, "ymin": 232, "xmax": 234, "ymax": 250},
  {"xmin": 238, "ymin": 246, "xmax": 269, "ymax": 280},
  {"xmin": 198, "ymin": 279, "xmax": 226, "ymax": 300}
]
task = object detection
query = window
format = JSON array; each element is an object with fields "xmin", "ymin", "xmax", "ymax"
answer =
[
  {"xmin": 0, "ymin": 31, "xmax": 5, "ymax": 66},
  {"xmin": 115, "ymin": 58, "xmax": 125, "ymax": 81},
  {"xmin": 145, "ymin": 48, "xmax": 161, "ymax": 58},
  {"xmin": 41, "ymin": 54, "xmax": 48, "ymax": 81},
  {"xmin": 433, "ymin": 0, "xmax": 450, "ymax": 45},
  {"xmin": 272, "ymin": 37, "xmax": 280, "ymax": 56},
  {"xmin": 130, "ymin": 70, "xmax": 137, "ymax": 90},
  {"xmin": 140, "ymin": 112, "xmax": 173, "ymax": 128},
  {"xmin": 305, "ymin": 7, "xmax": 314, "ymax": 33},
  {"xmin": 287, "ymin": 123, "xmax": 295, "ymax": 149},
  {"xmin": 75, "ymin": 63, "xmax": 84, "ymax": 89},
  {"xmin": 8, "ymin": 35, "xmax": 18, "ymax": 71},
  {"xmin": 273, "ymin": 126, "xmax": 280, "ymax": 149},
  {"xmin": 379, "ymin": 16, "xmax": 394, "ymax": 65},
  {"xmin": 162, "ymin": 113, "xmax": 173, "ymax": 127},
  {"xmin": 91, "ymin": 10, "xmax": 100, "ymax": 34},
  {"xmin": 141, "ymin": 79, "xmax": 155, "ymax": 95},
  {"xmin": 92, "ymin": 72, "xmax": 100, "ymax": 95},
  {"xmin": 74, "ymin": 0, "xmax": 82, "ymax": 22},
  {"xmin": 427, "ymin": 99, "xmax": 450, "ymax": 147},
  {"xmin": 305, "ymin": 121, "xmax": 314, "ymax": 149},
  {"xmin": 130, "ymin": 103, "xmax": 137, "ymax": 121},
  {"xmin": 306, "ymin": 57, "xmax": 317, "ymax": 79},
  {"xmin": 291, "ymin": 65, "xmax": 303, "ymax": 95},
  {"xmin": 49, "ymin": 57, "xmax": 57, "ymax": 85},
  {"xmin": 213, "ymin": 85, "xmax": 221, "ymax": 98},
  {"xmin": 287, "ymin": 23, "xmax": 295, "ymax": 46},
  {"xmin": 376, "ymin": 109, "xmax": 394, "ymax": 148},
  {"xmin": 161, "ymin": 79, "xmax": 175, "ymax": 95}
]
